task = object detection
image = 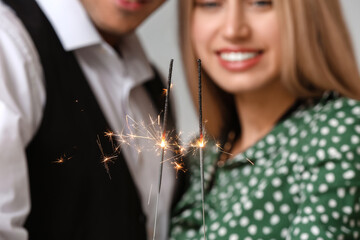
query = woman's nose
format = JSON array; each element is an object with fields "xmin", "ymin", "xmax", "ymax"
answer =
[{"xmin": 221, "ymin": 4, "xmax": 251, "ymax": 42}]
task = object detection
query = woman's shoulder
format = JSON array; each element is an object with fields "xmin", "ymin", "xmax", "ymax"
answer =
[
  {"xmin": 289, "ymin": 92, "xmax": 360, "ymax": 164},
  {"xmin": 290, "ymin": 92, "xmax": 360, "ymax": 133}
]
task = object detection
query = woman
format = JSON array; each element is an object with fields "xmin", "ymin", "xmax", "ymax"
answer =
[{"xmin": 170, "ymin": 0, "xmax": 360, "ymax": 239}]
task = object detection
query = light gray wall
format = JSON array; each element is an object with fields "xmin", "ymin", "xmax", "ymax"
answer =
[{"xmin": 137, "ymin": 0, "xmax": 360, "ymax": 141}]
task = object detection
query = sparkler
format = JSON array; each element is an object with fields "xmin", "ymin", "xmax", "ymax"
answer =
[
  {"xmin": 198, "ymin": 59, "xmax": 207, "ymax": 240},
  {"xmin": 152, "ymin": 59, "xmax": 174, "ymax": 240}
]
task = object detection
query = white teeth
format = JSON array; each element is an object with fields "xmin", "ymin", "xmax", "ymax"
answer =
[{"xmin": 220, "ymin": 52, "xmax": 258, "ymax": 62}]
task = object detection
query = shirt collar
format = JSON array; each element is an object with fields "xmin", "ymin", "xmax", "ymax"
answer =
[{"xmin": 36, "ymin": 0, "xmax": 102, "ymax": 51}]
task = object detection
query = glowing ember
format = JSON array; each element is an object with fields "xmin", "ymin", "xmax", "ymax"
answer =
[
  {"xmin": 198, "ymin": 140, "xmax": 205, "ymax": 148},
  {"xmin": 160, "ymin": 139, "xmax": 166, "ymax": 148}
]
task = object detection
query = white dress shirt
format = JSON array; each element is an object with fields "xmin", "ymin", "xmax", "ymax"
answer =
[{"xmin": 0, "ymin": 1, "xmax": 175, "ymax": 239}]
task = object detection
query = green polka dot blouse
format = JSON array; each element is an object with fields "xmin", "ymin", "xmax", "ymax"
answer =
[{"xmin": 170, "ymin": 93, "xmax": 360, "ymax": 240}]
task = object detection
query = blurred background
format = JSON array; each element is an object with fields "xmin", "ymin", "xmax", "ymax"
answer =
[{"xmin": 137, "ymin": 0, "xmax": 360, "ymax": 142}]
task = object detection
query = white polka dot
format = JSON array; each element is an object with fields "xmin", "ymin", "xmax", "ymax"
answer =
[
  {"xmin": 352, "ymin": 106, "xmax": 360, "ymax": 115},
  {"xmin": 325, "ymin": 173, "xmax": 335, "ymax": 183},
  {"xmin": 229, "ymin": 234, "xmax": 239, "ymax": 240},
  {"xmin": 265, "ymin": 202, "xmax": 275, "ymax": 213},
  {"xmin": 265, "ymin": 168, "xmax": 274, "ymax": 176},
  {"xmin": 302, "ymin": 145, "xmax": 310, "ymax": 152},
  {"xmin": 266, "ymin": 135, "xmax": 276, "ymax": 144},
  {"xmin": 232, "ymin": 203, "xmax": 242, "ymax": 216},
  {"xmin": 325, "ymin": 162, "xmax": 335, "ymax": 170},
  {"xmin": 341, "ymin": 161, "xmax": 350, "ymax": 170},
  {"xmin": 341, "ymin": 144, "xmax": 350, "ymax": 152},
  {"xmin": 326, "ymin": 231, "xmax": 334, "ymax": 238},
  {"xmin": 316, "ymin": 205, "xmax": 325, "ymax": 213},
  {"xmin": 300, "ymin": 130, "xmax": 308, "ymax": 138},
  {"xmin": 343, "ymin": 170, "xmax": 355, "ymax": 180},
  {"xmin": 307, "ymin": 157, "xmax": 316, "ymax": 165},
  {"xmin": 355, "ymin": 125, "xmax": 360, "ymax": 134},
  {"xmin": 209, "ymin": 233, "xmax": 216, "ymax": 240},
  {"xmin": 319, "ymin": 183, "xmax": 328, "ymax": 193},
  {"xmin": 287, "ymin": 176, "xmax": 295, "ymax": 184},
  {"xmin": 304, "ymin": 206, "xmax": 312, "ymax": 214},
  {"xmin": 337, "ymin": 125, "xmax": 346, "ymax": 134},
  {"xmin": 218, "ymin": 227, "xmax": 227, "ymax": 236},
  {"xmin": 244, "ymin": 201, "xmax": 253, "ymax": 210},
  {"xmin": 223, "ymin": 212, "xmax": 232, "ymax": 222},
  {"xmin": 262, "ymin": 226, "xmax": 271, "ymax": 235},
  {"xmin": 351, "ymin": 135, "xmax": 360, "ymax": 144},
  {"xmin": 182, "ymin": 210, "xmax": 191, "ymax": 217},
  {"xmin": 329, "ymin": 118, "xmax": 339, "ymax": 127},
  {"xmin": 345, "ymin": 117, "xmax": 355, "ymax": 125},
  {"xmin": 332, "ymin": 211, "xmax": 340, "ymax": 219},
  {"xmin": 337, "ymin": 111, "xmax": 345, "ymax": 118},
  {"xmin": 255, "ymin": 150, "xmax": 264, "ymax": 158},
  {"xmin": 319, "ymin": 139, "xmax": 327, "ymax": 147},
  {"xmin": 290, "ymin": 184, "xmax": 300, "ymax": 194},
  {"xmin": 270, "ymin": 214, "xmax": 280, "ymax": 225},
  {"xmin": 328, "ymin": 147, "xmax": 341, "ymax": 159},
  {"xmin": 329, "ymin": 199, "xmax": 337, "ymax": 208},
  {"xmin": 248, "ymin": 225, "xmax": 257, "ymax": 235},
  {"xmin": 240, "ymin": 186, "xmax": 249, "ymax": 195},
  {"xmin": 249, "ymin": 177, "xmax": 258, "ymax": 187},
  {"xmin": 290, "ymin": 138, "xmax": 299, "ymax": 146},
  {"xmin": 272, "ymin": 177, "xmax": 282, "ymax": 187},
  {"xmin": 240, "ymin": 216, "xmax": 249, "ymax": 227},
  {"xmin": 337, "ymin": 188, "xmax": 346, "ymax": 198},
  {"xmin": 255, "ymin": 190, "xmax": 264, "ymax": 199},
  {"xmin": 280, "ymin": 204, "xmax": 290, "ymax": 214},
  {"xmin": 316, "ymin": 149, "xmax": 325, "ymax": 160},
  {"xmin": 186, "ymin": 230, "xmax": 196, "ymax": 238},
  {"xmin": 307, "ymin": 183, "xmax": 314, "ymax": 192},
  {"xmin": 321, "ymin": 214, "xmax": 329, "ymax": 223},
  {"xmin": 320, "ymin": 127, "xmax": 330, "ymax": 135},
  {"xmin": 343, "ymin": 206, "xmax": 353, "ymax": 215},
  {"xmin": 194, "ymin": 211, "xmax": 202, "ymax": 220},
  {"xmin": 273, "ymin": 191, "xmax": 283, "ymax": 202},
  {"xmin": 302, "ymin": 216, "xmax": 309, "ymax": 224},
  {"xmin": 280, "ymin": 228, "xmax": 290, "ymax": 239},
  {"xmin": 300, "ymin": 233, "xmax": 309, "ymax": 240},
  {"xmin": 332, "ymin": 136, "xmax": 340, "ymax": 143},
  {"xmin": 210, "ymin": 222, "xmax": 220, "ymax": 231},
  {"xmin": 311, "ymin": 138, "xmax": 319, "ymax": 146},
  {"xmin": 254, "ymin": 210, "xmax": 264, "ymax": 220},
  {"xmin": 229, "ymin": 220, "xmax": 237, "ymax": 228}
]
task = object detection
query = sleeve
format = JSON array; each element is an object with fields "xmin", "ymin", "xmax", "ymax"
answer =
[
  {"xmin": 287, "ymin": 99, "xmax": 360, "ymax": 240},
  {"xmin": 0, "ymin": 4, "xmax": 45, "ymax": 239}
]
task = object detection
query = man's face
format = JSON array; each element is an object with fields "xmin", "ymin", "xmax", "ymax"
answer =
[{"xmin": 81, "ymin": 0, "xmax": 165, "ymax": 37}]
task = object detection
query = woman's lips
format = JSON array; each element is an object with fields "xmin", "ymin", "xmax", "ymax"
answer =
[
  {"xmin": 216, "ymin": 49, "xmax": 263, "ymax": 72},
  {"xmin": 116, "ymin": 0, "xmax": 151, "ymax": 11}
]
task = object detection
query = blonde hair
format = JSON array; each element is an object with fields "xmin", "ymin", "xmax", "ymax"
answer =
[{"xmin": 179, "ymin": 0, "xmax": 360, "ymax": 138}]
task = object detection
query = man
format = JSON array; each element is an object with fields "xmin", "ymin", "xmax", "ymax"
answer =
[{"xmin": 0, "ymin": 0, "xmax": 177, "ymax": 239}]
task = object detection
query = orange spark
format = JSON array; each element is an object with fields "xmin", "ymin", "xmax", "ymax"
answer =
[
  {"xmin": 54, "ymin": 154, "xmax": 72, "ymax": 164},
  {"xmin": 105, "ymin": 131, "xmax": 114, "ymax": 138},
  {"xmin": 102, "ymin": 155, "xmax": 117, "ymax": 164},
  {"xmin": 54, "ymin": 157, "xmax": 64, "ymax": 164}
]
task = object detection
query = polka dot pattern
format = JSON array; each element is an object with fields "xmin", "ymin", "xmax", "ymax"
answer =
[{"xmin": 170, "ymin": 93, "xmax": 360, "ymax": 239}]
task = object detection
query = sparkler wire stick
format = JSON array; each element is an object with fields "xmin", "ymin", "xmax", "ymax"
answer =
[
  {"xmin": 198, "ymin": 59, "xmax": 207, "ymax": 240},
  {"xmin": 152, "ymin": 59, "xmax": 174, "ymax": 240}
]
